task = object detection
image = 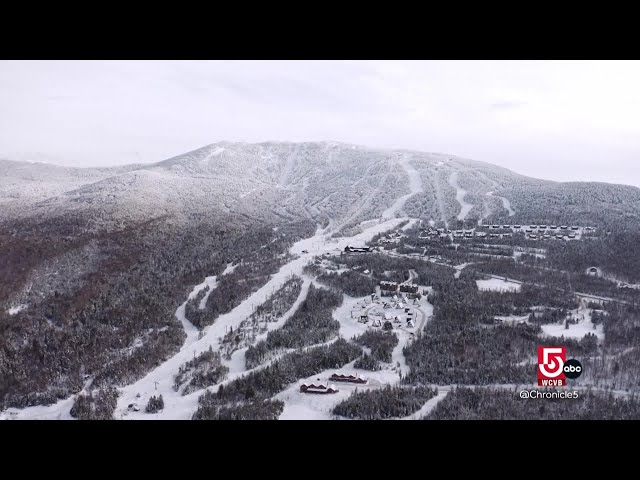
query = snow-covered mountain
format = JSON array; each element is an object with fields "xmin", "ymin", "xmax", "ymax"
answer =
[
  {"xmin": 4, "ymin": 141, "xmax": 639, "ymax": 231},
  {"xmin": 2, "ymin": 141, "xmax": 640, "ymax": 419}
]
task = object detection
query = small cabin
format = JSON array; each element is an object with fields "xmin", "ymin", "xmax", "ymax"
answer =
[
  {"xmin": 344, "ymin": 245, "xmax": 373, "ymax": 253},
  {"xmin": 300, "ymin": 383, "xmax": 339, "ymax": 394},
  {"xmin": 330, "ymin": 373, "xmax": 367, "ymax": 384},
  {"xmin": 380, "ymin": 281, "xmax": 399, "ymax": 295}
]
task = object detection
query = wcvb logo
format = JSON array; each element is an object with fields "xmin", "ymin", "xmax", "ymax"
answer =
[{"xmin": 537, "ymin": 346, "xmax": 583, "ymax": 386}]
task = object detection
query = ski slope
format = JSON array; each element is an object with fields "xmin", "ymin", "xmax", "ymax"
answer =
[
  {"xmin": 382, "ymin": 156, "xmax": 423, "ymax": 220},
  {"xmin": 2, "ymin": 215, "xmax": 408, "ymax": 420},
  {"xmin": 448, "ymin": 171, "xmax": 473, "ymax": 221},
  {"xmin": 486, "ymin": 190, "xmax": 515, "ymax": 216}
]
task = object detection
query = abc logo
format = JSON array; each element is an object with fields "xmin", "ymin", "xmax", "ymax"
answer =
[{"xmin": 563, "ymin": 359, "xmax": 583, "ymax": 379}]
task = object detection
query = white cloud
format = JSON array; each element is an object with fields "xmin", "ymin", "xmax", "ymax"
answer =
[{"xmin": 0, "ymin": 60, "xmax": 639, "ymax": 187}]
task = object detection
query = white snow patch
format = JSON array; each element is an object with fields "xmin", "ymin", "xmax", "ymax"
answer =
[
  {"xmin": 540, "ymin": 308, "xmax": 604, "ymax": 341},
  {"xmin": 494, "ymin": 314, "xmax": 530, "ymax": 324},
  {"xmin": 453, "ymin": 263, "xmax": 471, "ymax": 279},
  {"xmin": 198, "ymin": 147, "xmax": 225, "ymax": 167},
  {"xmin": 0, "ymin": 396, "xmax": 76, "ymax": 420},
  {"xmin": 7, "ymin": 304, "xmax": 27, "ymax": 315},
  {"xmin": 476, "ymin": 278, "xmax": 521, "ymax": 292}
]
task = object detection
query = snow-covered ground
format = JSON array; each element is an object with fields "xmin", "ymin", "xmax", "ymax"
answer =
[
  {"xmin": 453, "ymin": 263, "xmax": 472, "ymax": 279},
  {"xmin": 448, "ymin": 171, "xmax": 473, "ymax": 221},
  {"xmin": 275, "ymin": 286, "xmax": 434, "ymax": 419},
  {"xmin": 476, "ymin": 278, "xmax": 522, "ymax": 292},
  {"xmin": 540, "ymin": 306, "xmax": 604, "ymax": 341},
  {"xmin": 401, "ymin": 388, "xmax": 449, "ymax": 420},
  {"xmin": 494, "ymin": 314, "xmax": 530, "ymax": 324},
  {"xmin": 514, "ymin": 251, "xmax": 546, "ymax": 260},
  {"xmin": 7, "ymin": 304, "xmax": 27, "ymax": 315},
  {"xmin": 276, "ymin": 360, "xmax": 399, "ymax": 420}
]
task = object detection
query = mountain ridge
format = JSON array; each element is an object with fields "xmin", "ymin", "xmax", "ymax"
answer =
[{"xmin": 2, "ymin": 141, "xmax": 640, "ymax": 232}]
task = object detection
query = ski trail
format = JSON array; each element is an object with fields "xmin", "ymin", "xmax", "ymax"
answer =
[
  {"xmin": 448, "ymin": 171, "xmax": 473, "ymax": 221},
  {"xmin": 382, "ymin": 155, "xmax": 423, "ymax": 220},
  {"xmin": 402, "ymin": 389, "xmax": 449, "ymax": 420},
  {"xmin": 175, "ymin": 279, "xmax": 213, "ymax": 346},
  {"xmin": 225, "ymin": 277, "xmax": 312, "ymax": 375},
  {"xmin": 177, "ymin": 262, "xmax": 237, "ymax": 346},
  {"xmin": 3, "ymin": 217, "xmax": 408, "ymax": 420},
  {"xmin": 278, "ymin": 144, "xmax": 298, "ymax": 187},
  {"xmin": 275, "ymin": 291, "xmax": 436, "ymax": 420},
  {"xmin": 486, "ymin": 191, "xmax": 515, "ymax": 216},
  {"xmin": 433, "ymin": 168, "xmax": 448, "ymax": 227},
  {"xmin": 330, "ymin": 160, "xmax": 392, "ymax": 235}
]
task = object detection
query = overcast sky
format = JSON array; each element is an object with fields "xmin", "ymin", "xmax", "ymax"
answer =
[{"xmin": 1, "ymin": 60, "xmax": 639, "ymax": 187}]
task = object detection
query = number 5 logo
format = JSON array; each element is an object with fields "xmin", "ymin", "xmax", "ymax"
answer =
[{"xmin": 539, "ymin": 347, "xmax": 565, "ymax": 377}]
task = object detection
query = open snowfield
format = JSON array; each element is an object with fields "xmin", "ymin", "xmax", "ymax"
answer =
[
  {"xmin": 476, "ymin": 278, "xmax": 522, "ymax": 292},
  {"xmin": 541, "ymin": 321, "xmax": 603, "ymax": 341},
  {"xmin": 540, "ymin": 306, "xmax": 604, "ymax": 341}
]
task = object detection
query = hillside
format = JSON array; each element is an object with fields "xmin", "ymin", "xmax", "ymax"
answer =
[{"xmin": 1, "ymin": 141, "xmax": 640, "ymax": 416}]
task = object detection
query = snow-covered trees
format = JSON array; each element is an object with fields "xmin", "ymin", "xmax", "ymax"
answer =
[
  {"xmin": 353, "ymin": 330, "xmax": 398, "ymax": 364},
  {"xmin": 174, "ymin": 346, "xmax": 229, "ymax": 395},
  {"xmin": 333, "ymin": 385, "xmax": 437, "ymax": 419},
  {"xmin": 245, "ymin": 284, "xmax": 342, "ymax": 368},
  {"xmin": 69, "ymin": 386, "xmax": 119, "ymax": 420},
  {"xmin": 145, "ymin": 394, "xmax": 164, "ymax": 413},
  {"xmin": 426, "ymin": 387, "xmax": 640, "ymax": 420},
  {"xmin": 194, "ymin": 338, "xmax": 362, "ymax": 419}
]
